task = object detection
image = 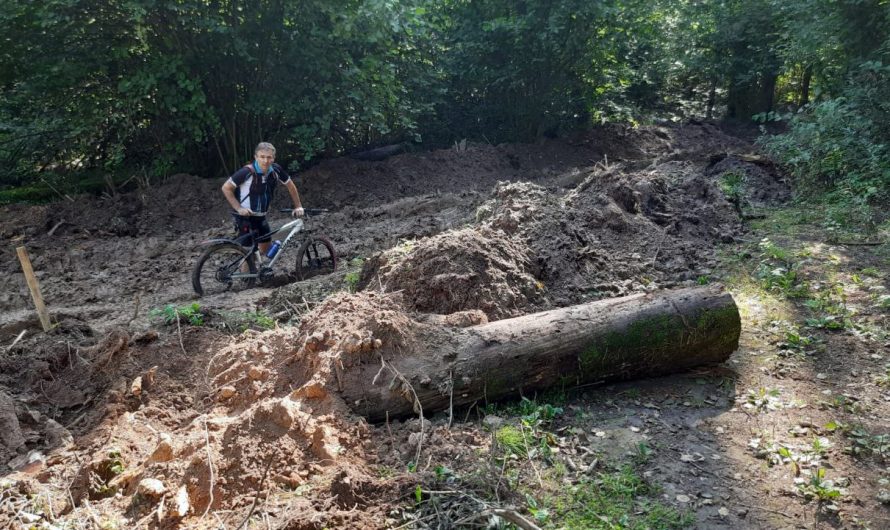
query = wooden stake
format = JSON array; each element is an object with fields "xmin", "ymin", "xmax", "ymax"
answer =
[{"xmin": 16, "ymin": 246, "xmax": 51, "ymax": 331}]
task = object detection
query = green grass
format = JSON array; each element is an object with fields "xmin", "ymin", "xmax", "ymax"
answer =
[
  {"xmin": 215, "ymin": 310, "xmax": 276, "ymax": 332},
  {"xmin": 549, "ymin": 466, "xmax": 693, "ymax": 529}
]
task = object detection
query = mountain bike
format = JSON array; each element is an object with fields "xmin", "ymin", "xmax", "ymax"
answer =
[{"xmin": 192, "ymin": 208, "xmax": 338, "ymax": 296}]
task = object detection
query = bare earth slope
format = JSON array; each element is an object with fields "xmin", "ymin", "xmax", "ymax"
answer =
[{"xmin": 2, "ymin": 122, "xmax": 888, "ymax": 529}]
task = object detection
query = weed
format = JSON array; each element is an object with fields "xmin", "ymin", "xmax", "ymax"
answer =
[
  {"xmin": 874, "ymin": 367, "xmax": 890, "ymax": 387},
  {"xmin": 797, "ymin": 468, "xmax": 844, "ymax": 502},
  {"xmin": 744, "ymin": 387, "xmax": 783, "ymax": 412},
  {"xmin": 719, "ymin": 170, "xmax": 746, "ymax": 214},
  {"xmin": 632, "ymin": 441, "xmax": 653, "ymax": 464},
  {"xmin": 216, "ymin": 310, "xmax": 276, "ymax": 332},
  {"xmin": 345, "ymin": 270, "xmax": 361, "ymax": 292},
  {"xmin": 552, "ymin": 466, "xmax": 693, "ymax": 529},
  {"xmin": 495, "ymin": 425, "xmax": 527, "ymax": 457},
  {"xmin": 843, "ymin": 425, "xmax": 889, "ymax": 461},
  {"xmin": 150, "ymin": 302, "xmax": 205, "ymax": 326},
  {"xmin": 860, "ymin": 267, "xmax": 881, "ymax": 278}
]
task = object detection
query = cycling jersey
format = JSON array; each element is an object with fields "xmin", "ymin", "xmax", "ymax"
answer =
[{"xmin": 227, "ymin": 162, "xmax": 292, "ymax": 214}]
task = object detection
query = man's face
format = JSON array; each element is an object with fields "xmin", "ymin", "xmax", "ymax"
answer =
[{"xmin": 256, "ymin": 150, "xmax": 275, "ymax": 172}]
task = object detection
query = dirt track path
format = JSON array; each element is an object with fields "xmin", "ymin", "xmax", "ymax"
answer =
[{"xmin": 1, "ymin": 123, "xmax": 887, "ymax": 529}]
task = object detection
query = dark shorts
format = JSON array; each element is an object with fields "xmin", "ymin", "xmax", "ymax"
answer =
[{"xmin": 232, "ymin": 214, "xmax": 271, "ymax": 245}]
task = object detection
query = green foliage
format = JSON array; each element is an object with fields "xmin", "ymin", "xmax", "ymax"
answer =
[
  {"xmin": 150, "ymin": 302, "xmax": 205, "ymax": 326},
  {"xmin": 553, "ymin": 467, "xmax": 692, "ymax": 529},
  {"xmin": 215, "ymin": 310, "xmax": 276, "ymax": 332},
  {"xmin": 759, "ymin": 60, "xmax": 890, "ymax": 227},
  {"xmin": 798, "ymin": 468, "xmax": 843, "ymax": 502},
  {"xmin": 495, "ymin": 425, "xmax": 527, "ymax": 457},
  {"xmin": 1, "ymin": 0, "xmax": 888, "ymax": 197},
  {"xmin": 719, "ymin": 170, "xmax": 746, "ymax": 214},
  {"xmin": 843, "ymin": 425, "xmax": 890, "ymax": 461},
  {"xmin": 343, "ymin": 257, "xmax": 365, "ymax": 293},
  {"xmin": 0, "ymin": 0, "xmax": 439, "ymax": 185},
  {"xmin": 754, "ymin": 238, "xmax": 809, "ymax": 298}
]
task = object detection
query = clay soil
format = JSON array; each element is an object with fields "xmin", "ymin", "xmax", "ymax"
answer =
[{"xmin": 1, "ymin": 122, "xmax": 888, "ymax": 529}]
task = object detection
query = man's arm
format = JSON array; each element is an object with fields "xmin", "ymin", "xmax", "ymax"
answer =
[
  {"xmin": 284, "ymin": 180, "xmax": 304, "ymax": 217},
  {"xmin": 222, "ymin": 180, "xmax": 251, "ymax": 216}
]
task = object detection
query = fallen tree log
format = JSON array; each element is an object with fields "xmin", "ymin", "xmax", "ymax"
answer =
[{"xmin": 340, "ymin": 286, "xmax": 740, "ymax": 421}]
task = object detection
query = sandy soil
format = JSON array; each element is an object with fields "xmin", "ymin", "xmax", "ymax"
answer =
[{"xmin": 1, "ymin": 121, "xmax": 887, "ymax": 529}]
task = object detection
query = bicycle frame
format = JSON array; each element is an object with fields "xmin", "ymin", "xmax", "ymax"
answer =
[{"xmin": 197, "ymin": 216, "xmax": 305, "ymax": 281}]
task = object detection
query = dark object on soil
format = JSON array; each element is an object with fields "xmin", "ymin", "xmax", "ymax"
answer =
[
  {"xmin": 349, "ymin": 143, "xmax": 406, "ymax": 162},
  {"xmin": 342, "ymin": 286, "xmax": 740, "ymax": 421}
]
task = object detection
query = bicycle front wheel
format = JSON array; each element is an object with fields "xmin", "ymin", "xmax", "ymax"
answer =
[
  {"xmin": 295, "ymin": 236, "xmax": 338, "ymax": 280},
  {"xmin": 192, "ymin": 243, "xmax": 256, "ymax": 296}
]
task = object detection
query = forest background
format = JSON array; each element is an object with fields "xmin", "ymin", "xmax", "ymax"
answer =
[{"xmin": 1, "ymin": 0, "xmax": 888, "ymax": 224}]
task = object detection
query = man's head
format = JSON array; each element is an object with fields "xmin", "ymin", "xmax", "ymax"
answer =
[{"xmin": 255, "ymin": 142, "xmax": 276, "ymax": 172}]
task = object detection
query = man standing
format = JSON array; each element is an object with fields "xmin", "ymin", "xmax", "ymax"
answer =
[{"xmin": 221, "ymin": 142, "xmax": 304, "ymax": 257}]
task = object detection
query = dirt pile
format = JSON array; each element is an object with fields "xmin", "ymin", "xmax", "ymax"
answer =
[
  {"xmin": 359, "ymin": 228, "xmax": 543, "ymax": 320},
  {"xmin": 358, "ymin": 151, "xmax": 759, "ymax": 316}
]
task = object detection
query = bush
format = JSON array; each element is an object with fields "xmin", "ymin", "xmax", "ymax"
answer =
[{"xmin": 758, "ymin": 62, "xmax": 890, "ymax": 226}]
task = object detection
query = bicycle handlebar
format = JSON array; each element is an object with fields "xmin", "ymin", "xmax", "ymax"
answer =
[
  {"xmin": 241, "ymin": 208, "xmax": 329, "ymax": 218},
  {"xmin": 278, "ymin": 208, "xmax": 329, "ymax": 216}
]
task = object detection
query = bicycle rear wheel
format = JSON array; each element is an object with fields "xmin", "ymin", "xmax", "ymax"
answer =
[
  {"xmin": 295, "ymin": 236, "xmax": 338, "ymax": 280},
  {"xmin": 192, "ymin": 243, "xmax": 256, "ymax": 296}
]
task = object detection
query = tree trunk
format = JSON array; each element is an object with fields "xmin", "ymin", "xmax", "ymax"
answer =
[
  {"xmin": 799, "ymin": 65, "xmax": 812, "ymax": 107},
  {"xmin": 342, "ymin": 286, "xmax": 740, "ymax": 421},
  {"xmin": 706, "ymin": 78, "xmax": 717, "ymax": 120}
]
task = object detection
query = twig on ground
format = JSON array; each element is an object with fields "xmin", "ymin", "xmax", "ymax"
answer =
[
  {"xmin": 518, "ymin": 421, "xmax": 545, "ymax": 488},
  {"xmin": 176, "ymin": 313, "xmax": 187, "ymax": 356},
  {"xmin": 47, "ymin": 220, "xmax": 65, "ymax": 236},
  {"xmin": 378, "ymin": 356, "xmax": 425, "ymax": 464},
  {"xmin": 200, "ymin": 418, "xmax": 217, "ymax": 522},
  {"xmin": 453, "ymin": 506, "xmax": 542, "ymax": 530},
  {"xmin": 235, "ymin": 456, "xmax": 275, "ymax": 530},
  {"xmin": 447, "ymin": 370, "xmax": 454, "ymax": 429},
  {"xmin": 126, "ymin": 291, "xmax": 142, "ymax": 327},
  {"xmin": 650, "ymin": 226, "xmax": 670, "ymax": 267},
  {"xmin": 6, "ymin": 330, "xmax": 26, "ymax": 352}
]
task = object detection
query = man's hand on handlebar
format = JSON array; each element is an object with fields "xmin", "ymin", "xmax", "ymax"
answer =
[{"xmin": 291, "ymin": 207, "xmax": 305, "ymax": 218}]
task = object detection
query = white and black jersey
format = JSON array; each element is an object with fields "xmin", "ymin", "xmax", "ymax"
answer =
[{"xmin": 227, "ymin": 162, "xmax": 292, "ymax": 214}]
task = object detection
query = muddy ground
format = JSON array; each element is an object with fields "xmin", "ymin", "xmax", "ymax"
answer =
[{"xmin": 1, "ymin": 122, "xmax": 888, "ymax": 529}]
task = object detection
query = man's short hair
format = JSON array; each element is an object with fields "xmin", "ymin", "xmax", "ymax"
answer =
[{"xmin": 255, "ymin": 142, "xmax": 276, "ymax": 155}]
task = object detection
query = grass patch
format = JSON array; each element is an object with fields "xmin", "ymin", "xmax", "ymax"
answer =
[
  {"xmin": 550, "ymin": 466, "xmax": 693, "ymax": 529},
  {"xmin": 149, "ymin": 302, "xmax": 205, "ymax": 326}
]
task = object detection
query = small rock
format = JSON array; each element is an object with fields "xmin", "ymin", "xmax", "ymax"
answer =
[
  {"xmin": 132, "ymin": 330, "xmax": 159, "ymax": 343},
  {"xmin": 173, "ymin": 486, "xmax": 190, "ymax": 518},
  {"xmin": 718, "ymin": 507, "xmax": 729, "ymax": 518},
  {"xmin": 131, "ymin": 376, "xmax": 143, "ymax": 397},
  {"xmin": 44, "ymin": 418, "xmax": 73, "ymax": 447},
  {"xmin": 676, "ymin": 494, "xmax": 691, "ymax": 503},
  {"xmin": 816, "ymin": 373, "xmax": 828, "ymax": 380},
  {"xmin": 737, "ymin": 508, "xmax": 748, "ymax": 518},
  {"xmin": 482, "ymin": 415, "xmax": 504, "ymax": 430},
  {"xmin": 218, "ymin": 386, "xmax": 236, "ymax": 400},
  {"xmin": 147, "ymin": 434, "xmax": 175, "ymax": 463},
  {"xmin": 877, "ymin": 490, "xmax": 890, "ymax": 504},
  {"xmin": 137, "ymin": 478, "xmax": 166, "ymax": 499},
  {"xmin": 247, "ymin": 366, "xmax": 266, "ymax": 381}
]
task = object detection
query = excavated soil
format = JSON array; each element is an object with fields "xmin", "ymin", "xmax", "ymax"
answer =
[{"xmin": 10, "ymin": 121, "xmax": 876, "ymax": 530}]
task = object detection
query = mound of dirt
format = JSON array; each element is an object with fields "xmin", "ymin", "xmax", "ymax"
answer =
[
  {"xmin": 706, "ymin": 153, "xmax": 791, "ymax": 206},
  {"xmin": 359, "ymin": 227, "xmax": 544, "ymax": 320}
]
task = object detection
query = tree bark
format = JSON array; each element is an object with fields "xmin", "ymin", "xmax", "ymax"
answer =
[
  {"xmin": 342, "ymin": 286, "xmax": 740, "ymax": 421},
  {"xmin": 799, "ymin": 65, "xmax": 812, "ymax": 108}
]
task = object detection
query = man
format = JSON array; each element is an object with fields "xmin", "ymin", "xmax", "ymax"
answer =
[{"xmin": 221, "ymin": 142, "xmax": 304, "ymax": 258}]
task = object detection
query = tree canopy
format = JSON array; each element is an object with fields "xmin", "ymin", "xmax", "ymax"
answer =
[{"xmin": 1, "ymin": 0, "xmax": 888, "ymax": 209}]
